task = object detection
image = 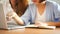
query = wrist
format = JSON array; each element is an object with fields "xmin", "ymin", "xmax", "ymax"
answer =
[{"xmin": 12, "ymin": 15, "xmax": 17, "ymax": 19}]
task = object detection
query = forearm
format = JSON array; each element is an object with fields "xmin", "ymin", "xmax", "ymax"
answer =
[
  {"xmin": 46, "ymin": 22, "xmax": 60, "ymax": 26},
  {"xmin": 13, "ymin": 15, "xmax": 24, "ymax": 26}
]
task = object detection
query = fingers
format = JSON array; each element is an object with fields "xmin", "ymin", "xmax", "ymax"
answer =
[
  {"xmin": 6, "ymin": 12, "xmax": 14, "ymax": 21},
  {"xmin": 35, "ymin": 22, "xmax": 48, "ymax": 26},
  {"xmin": 6, "ymin": 15, "xmax": 12, "ymax": 21},
  {"xmin": 6, "ymin": 11, "xmax": 18, "ymax": 21}
]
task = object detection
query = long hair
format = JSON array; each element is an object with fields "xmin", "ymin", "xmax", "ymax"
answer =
[{"xmin": 9, "ymin": 0, "xmax": 28, "ymax": 16}]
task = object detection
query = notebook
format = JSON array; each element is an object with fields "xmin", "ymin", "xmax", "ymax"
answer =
[{"xmin": 25, "ymin": 24, "xmax": 56, "ymax": 30}]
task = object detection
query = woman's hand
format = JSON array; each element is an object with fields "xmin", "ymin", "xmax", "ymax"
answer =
[
  {"xmin": 6, "ymin": 11, "xmax": 17, "ymax": 21},
  {"xmin": 35, "ymin": 21, "xmax": 48, "ymax": 26}
]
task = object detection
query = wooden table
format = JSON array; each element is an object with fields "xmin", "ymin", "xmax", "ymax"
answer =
[{"xmin": 0, "ymin": 27, "xmax": 60, "ymax": 34}]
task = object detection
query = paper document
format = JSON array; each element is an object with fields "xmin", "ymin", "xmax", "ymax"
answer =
[{"xmin": 25, "ymin": 25, "xmax": 56, "ymax": 30}]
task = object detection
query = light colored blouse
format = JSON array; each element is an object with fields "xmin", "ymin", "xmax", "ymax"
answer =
[
  {"xmin": 35, "ymin": 8, "xmax": 46, "ymax": 23},
  {"xmin": 21, "ymin": 0, "xmax": 60, "ymax": 25}
]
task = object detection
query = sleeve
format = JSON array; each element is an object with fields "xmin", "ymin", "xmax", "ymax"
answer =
[
  {"xmin": 53, "ymin": 2, "xmax": 60, "ymax": 22},
  {"xmin": 20, "ymin": 6, "xmax": 31, "ymax": 25}
]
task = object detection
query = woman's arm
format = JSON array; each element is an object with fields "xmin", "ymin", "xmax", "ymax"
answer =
[
  {"xmin": 49, "ymin": 2, "xmax": 60, "ymax": 26},
  {"xmin": 7, "ymin": 12, "xmax": 24, "ymax": 25},
  {"xmin": 47, "ymin": 2, "xmax": 60, "ymax": 26},
  {"xmin": 12, "ymin": 14, "xmax": 24, "ymax": 25},
  {"xmin": 47, "ymin": 22, "xmax": 60, "ymax": 26},
  {"xmin": 35, "ymin": 21, "xmax": 60, "ymax": 26},
  {"xmin": 7, "ymin": 5, "xmax": 31, "ymax": 26}
]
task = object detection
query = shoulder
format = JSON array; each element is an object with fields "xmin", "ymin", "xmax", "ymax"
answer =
[
  {"xmin": 28, "ymin": 3, "xmax": 36, "ymax": 9},
  {"xmin": 26, "ymin": 4, "xmax": 35, "ymax": 11},
  {"xmin": 25, "ymin": 4, "xmax": 36, "ymax": 13},
  {"xmin": 26, "ymin": 3, "xmax": 36, "ymax": 12},
  {"xmin": 46, "ymin": 0, "xmax": 59, "ymax": 7}
]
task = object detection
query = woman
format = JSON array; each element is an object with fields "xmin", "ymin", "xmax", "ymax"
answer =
[
  {"xmin": 7, "ymin": 0, "xmax": 60, "ymax": 26},
  {"xmin": 9, "ymin": 0, "xmax": 28, "ymax": 16}
]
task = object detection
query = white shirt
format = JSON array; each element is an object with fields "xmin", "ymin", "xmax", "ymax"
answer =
[{"xmin": 35, "ymin": 8, "xmax": 46, "ymax": 23}]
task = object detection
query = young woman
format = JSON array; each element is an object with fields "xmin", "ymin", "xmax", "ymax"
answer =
[{"xmin": 7, "ymin": 0, "xmax": 60, "ymax": 26}]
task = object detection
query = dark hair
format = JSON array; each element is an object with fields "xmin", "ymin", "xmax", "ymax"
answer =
[
  {"xmin": 39, "ymin": 0, "xmax": 45, "ymax": 3},
  {"xmin": 9, "ymin": 0, "xmax": 28, "ymax": 16}
]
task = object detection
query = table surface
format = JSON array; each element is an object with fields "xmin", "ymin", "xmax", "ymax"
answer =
[{"xmin": 0, "ymin": 27, "xmax": 60, "ymax": 34}]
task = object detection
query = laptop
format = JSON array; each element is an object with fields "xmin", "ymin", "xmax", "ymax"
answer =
[{"xmin": 0, "ymin": 2, "xmax": 25, "ymax": 30}]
